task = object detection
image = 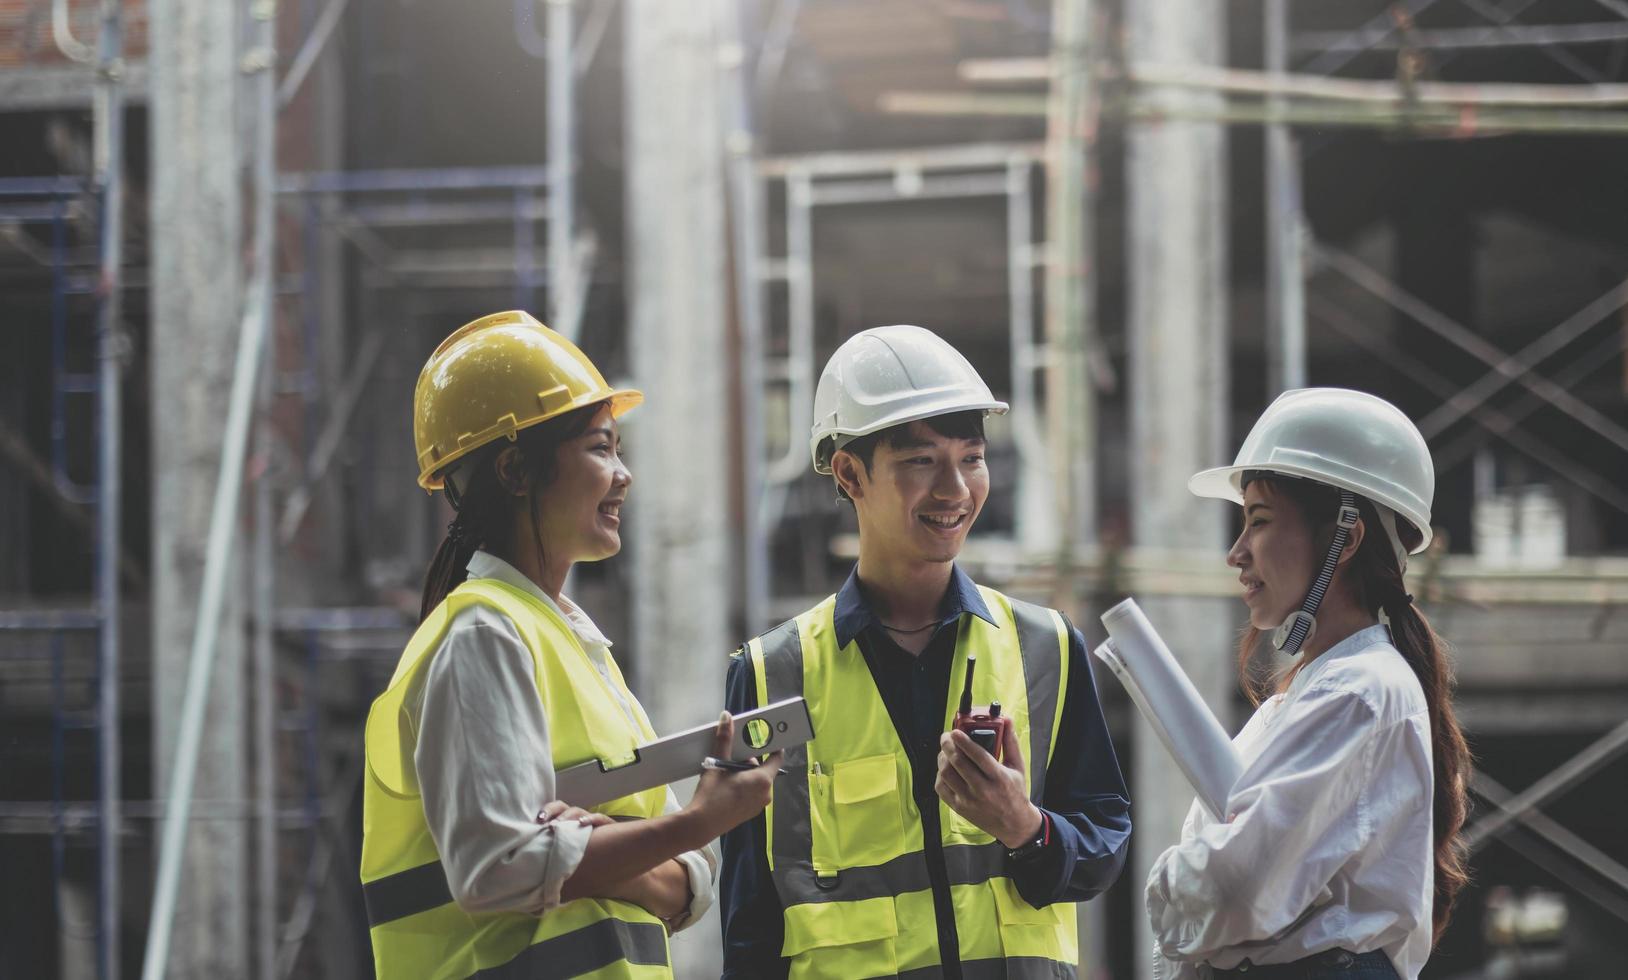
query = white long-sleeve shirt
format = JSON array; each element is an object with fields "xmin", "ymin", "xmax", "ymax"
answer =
[
  {"xmin": 407, "ymin": 551, "xmax": 717, "ymax": 927},
  {"xmin": 1146, "ymin": 624, "xmax": 1434, "ymax": 980}
]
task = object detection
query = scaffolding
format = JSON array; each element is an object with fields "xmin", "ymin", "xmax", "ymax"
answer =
[
  {"xmin": 2, "ymin": 1, "xmax": 1627, "ymax": 977},
  {"xmin": 0, "ymin": 0, "xmax": 605, "ymax": 977},
  {"xmin": 859, "ymin": 2, "xmax": 1628, "ymax": 968}
]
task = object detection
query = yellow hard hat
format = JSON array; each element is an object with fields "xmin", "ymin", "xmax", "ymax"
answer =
[{"xmin": 412, "ymin": 310, "xmax": 642, "ymax": 490}]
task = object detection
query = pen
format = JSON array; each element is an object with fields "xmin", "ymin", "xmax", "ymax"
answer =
[{"xmin": 702, "ymin": 757, "xmax": 790, "ymax": 774}]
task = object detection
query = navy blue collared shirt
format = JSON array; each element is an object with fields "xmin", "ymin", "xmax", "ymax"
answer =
[{"xmin": 720, "ymin": 565, "xmax": 1132, "ymax": 978}]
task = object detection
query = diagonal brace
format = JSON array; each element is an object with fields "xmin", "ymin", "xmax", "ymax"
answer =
[{"xmin": 1313, "ymin": 242, "xmax": 1628, "ymax": 457}]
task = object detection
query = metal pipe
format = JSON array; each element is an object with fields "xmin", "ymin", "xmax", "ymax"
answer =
[
  {"xmin": 573, "ymin": 0, "xmax": 613, "ymax": 76},
  {"xmin": 1129, "ymin": 61, "xmax": 1628, "ymax": 108},
  {"xmin": 93, "ymin": 0, "xmax": 126, "ymax": 974},
  {"xmin": 1464, "ymin": 718, "xmax": 1628, "ymax": 852},
  {"xmin": 53, "ymin": 0, "xmax": 94, "ymax": 62},
  {"xmin": 0, "ymin": 176, "xmax": 90, "ymax": 195},
  {"xmin": 1005, "ymin": 157, "xmax": 1048, "ymax": 553},
  {"xmin": 340, "ymin": 197, "xmax": 549, "ymax": 226},
  {"xmin": 720, "ymin": 3, "xmax": 770, "ymax": 632},
  {"xmin": 1264, "ymin": 0, "xmax": 1305, "ymax": 394},
  {"xmin": 51, "ymin": 633, "xmax": 68, "ymax": 965},
  {"xmin": 546, "ymin": 0, "xmax": 577, "ymax": 335},
  {"xmin": 757, "ymin": 141, "xmax": 1042, "ymax": 178},
  {"xmin": 1495, "ymin": 823, "xmax": 1628, "ymax": 926},
  {"xmin": 1298, "ymin": 0, "xmax": 1444, "ymax": 76},
  {"xmin": 1416, "ymin": 275, "xmax": 1628, "ymax": 439},
  {"xmin": 1295, "ymin": 20, "xmax": 1628, "ymax": 52},
  {"xmin": 51, "ymin": 201, "xmax": 95, "ymax": 506},
  {"xmin": 276, "ymin": 328, "xmax": 386, "ymax": 542},
  {"xmin": 276, "ymin": 0, "xmax": 350, "ymax": 109},
  {"xmin": 766, "ymin": 172, "xmax": 814, "ymax": 485},
  {"xmin": 1315, "ymin": 243, "xmax": 1628, "ymax": 455},
  {"xmin": 277, "ymin": 166, "xmax": 549, "ymax": 194},
  {"xmin": 1309, "ymin": 298, "xmax": 1628, "ymax": 517},
  {"xmin": 1433, "ymin": 326, "xmax": 1628, "ymax": 474},
  {"xmin": 140, "ymin": 0, "xmax": 277, "ymax": 971},
  {"xmin": 253, "ymin": 290, "xmax": 276, "ymax": 980},
  {"xmin": 513, "ymin": 187, "xmax": 537, "ymax": 312},
  {"xmin": 806, "ymin": 171, "xmax": 1011, "ymax": 206},
  {"xmin": 1472, "ymin": 773, "xmax": 1628, "ymax": 895},
  {"xmin": 514, "ymin": 0, "xmax": 548, "ymax": 59},
  {"xmin": 0, "ymin": 610, "xmax": 103, "ymax": 630},
  {"xmin": 754, "ymin": 0, "xmax": 802, "ymax": 98}
]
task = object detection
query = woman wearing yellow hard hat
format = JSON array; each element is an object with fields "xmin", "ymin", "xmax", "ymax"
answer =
[{"xmin": 360, "ymin": 310, "xmax": 779, "ymax": 979}]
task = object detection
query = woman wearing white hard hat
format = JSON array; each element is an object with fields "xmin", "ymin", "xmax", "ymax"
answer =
[
  {"xmin": 360, "ymin": 311, "xmax": 778, "ymax": 979},
  {"xmin": 1146, "ymin": 388, "xmax": 1470, "ymax": 980}
]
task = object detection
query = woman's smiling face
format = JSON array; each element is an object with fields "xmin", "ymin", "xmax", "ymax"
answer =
[{"xmin": 1227, "ymin": 478, "xmax": 1320, "ymax": 630}]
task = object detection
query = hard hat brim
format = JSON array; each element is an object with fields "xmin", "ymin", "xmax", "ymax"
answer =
[
  {"xmin": 811, "ymin": 396, "xmax": 1010, "ymax": 475},
  {"xmin": 418, "ymin": 386, "xmax": 643, "ymax": 491},
  {"xmin": 1189, "ymin": 462, "xmax": 1433, "ymax": 555}
]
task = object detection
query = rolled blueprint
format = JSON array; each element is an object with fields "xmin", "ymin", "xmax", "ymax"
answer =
[{"xmin": 1093, "ymin": 597, "xmax": 1242, "ymax": 820}]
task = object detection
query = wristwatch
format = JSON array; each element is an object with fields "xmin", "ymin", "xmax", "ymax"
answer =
[{"xmin": 1006, "ymin": 811, "xmax": 1051, "ymax": 862}]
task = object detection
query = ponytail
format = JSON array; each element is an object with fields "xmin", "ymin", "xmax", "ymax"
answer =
[
  {"xmin": 419, "ymin": 520, "xmax": 480, "ymax": 623},
  {"xmin": 1235, "ymin": 477, "xmax": 1471, "ymax": 944},
  {"xmin": 1377, "ymin": 592, "xmax": 1471, "ymax": 943}
]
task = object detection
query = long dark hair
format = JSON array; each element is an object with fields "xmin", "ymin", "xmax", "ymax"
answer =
[
  {"xmin": 419, "ymin": 402, "xmax": 607, "ymax": 621},
  {"xmin": 1237, "ymin": 475, "xmax": 1471, "ymax": 945}
]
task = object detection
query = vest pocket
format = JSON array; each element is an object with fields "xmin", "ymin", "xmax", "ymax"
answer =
[
  {"xmin": 941, "ymin": 798, "xmax": 997, "ymax": 845},
  {"xmin": 781, "ymin": 895, "xmax": 900, "ymax": 976},
  {"xmin": 990, "ymin": 877, "xmax": 1069, "ymax": 961},
  {"xmin": 815, "ymin": 753, "xmax": 905, "ymax": 872}
]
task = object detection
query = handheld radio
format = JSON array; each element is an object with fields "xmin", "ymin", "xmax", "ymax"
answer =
[{"xmin": 951, "ymin": 654, "xmax": 1011, "ymax": 760}]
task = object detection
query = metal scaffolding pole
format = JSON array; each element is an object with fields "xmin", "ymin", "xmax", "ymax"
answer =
[
  {"xmin": 1295, "ymin": 19, "xmax": 1628, "ymax": 53},
  {"xmin": 547, "ymin": 0, "xmax": 578, "ymax": 337},
  {"xmin": 1309, "ymin": 297, "xmax": 1628, "ymax": 517},
  {"xmin": 1314, "ymin": 243, "xmax": 1628, "ymax": 455},
  {"xmin": 720, "ymin": 0, "xmax": 770, "ymax": 633},
  {"xmin": 1263, "ymin": 0, "xmax": 1305, "ymax": 395},
  {"xmin": 1006, "ymin": 155, "xmax": 1051, "ymax": 555},
  {"xmin": 92, "ymin": 0, "xmax": 126, "ymax": 975},
  {"xmin": 252, "ymin": 305, "xmax": 276, "ymax": 980},
  {"xmin": 1415, "ymin": 275, "xmax": 1628, "ymax": 441},
  {"xmin": 1463, "ymin": 718, "xmax": 1628, "ymax": 853}
]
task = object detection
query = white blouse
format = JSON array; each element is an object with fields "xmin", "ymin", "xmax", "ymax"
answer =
[
  {"xmin": 1146, "ymin": 624, "xmax": 1434, "ymax": 979},
  {"xmin": 407, "ymin": 551, "xmax": 717, "ymax": 926}
]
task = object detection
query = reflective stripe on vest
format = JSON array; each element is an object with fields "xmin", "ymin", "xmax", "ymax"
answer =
[
  {"xmin": 898, "ymin": 958, "xmax": 1079, "ymax": 980},
  {"xmin": 748, "ymin": 586, "xmax": 1078, "ymax": 974},
  {"xmin": 360, "ymin": 579, "xmax": 671, "ymax": 980},
  {"xmin": 363, "ymin": 859, "xmax": 455, "ymax": 927},
  {"xmin": 470, "ymin": 919, "xmax": 669, "ymax": 978}
]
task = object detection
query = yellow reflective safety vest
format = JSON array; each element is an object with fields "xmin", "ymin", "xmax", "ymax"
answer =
[
  {"xmin": 361, "ymin": 578, "xmax": 672, "ymax": 980},
  {"xmin": 746, "ymin": 585, "xmax": 1078, "ymax": 980}
]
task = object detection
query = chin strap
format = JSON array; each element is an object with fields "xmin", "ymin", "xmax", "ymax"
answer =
[{"xmin": 1273, "ymin": 489, "xmax": 1359, "ymax": 657}]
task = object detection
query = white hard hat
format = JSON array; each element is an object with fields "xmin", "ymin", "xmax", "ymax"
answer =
[
  {"xmin": 1189, "ymin": 388, "xmax": 1435, "ymax": 563},
  {"xmin": 809, "ymin": 325, "xmax": 1009, "ymax": 475}
]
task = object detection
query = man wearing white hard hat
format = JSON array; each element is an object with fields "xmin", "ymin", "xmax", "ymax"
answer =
[
  {"xmin": 1146, "ymin": 388, "xmax": 1471, "ymax": 980},
  {"xmin": 719, "ymin": 325, "xmax": 1131, "ymax": 978}
]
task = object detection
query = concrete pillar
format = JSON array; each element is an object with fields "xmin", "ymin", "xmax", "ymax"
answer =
[
  {"xmin": 1043, "ymin": 0, "xmax": 1097, "ymax": 577},
  {"xmin": 1125, "ymin": 1, "xmax": 1232, "ymax": 977},
  {"xmin": 623, "ymin": 3, "xmax": 733, "ymax": 976},
  {"xmin": 149, "ymin": 0, "xmax": 249, "ymax": 974}
]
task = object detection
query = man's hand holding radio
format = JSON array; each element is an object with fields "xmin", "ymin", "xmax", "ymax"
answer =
[{"xmin": 935, "ymin": 724, "xmax": 1044, "ymax": 850}]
